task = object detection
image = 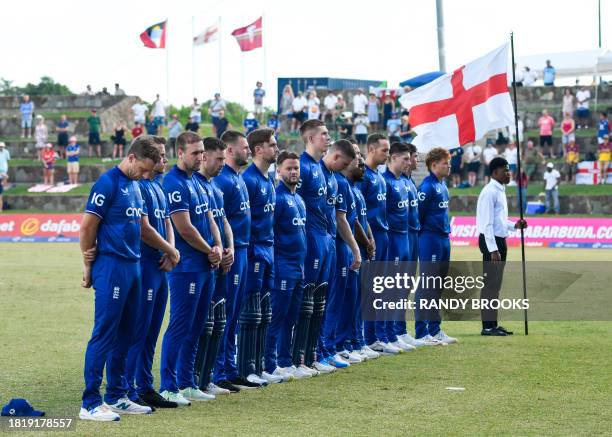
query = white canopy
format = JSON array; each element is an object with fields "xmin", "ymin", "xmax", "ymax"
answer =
[{"xmin": 518, "ymin": 49, "xmax": 612, "ymax": 77}]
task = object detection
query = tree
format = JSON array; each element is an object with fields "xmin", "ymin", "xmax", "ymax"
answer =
[{"xmin": 0, "ymin": 76, "xmax": 74, "ymax": 96}]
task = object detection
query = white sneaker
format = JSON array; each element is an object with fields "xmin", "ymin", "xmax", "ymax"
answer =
[
  {"xmin": 392, "ymin": 339, "xmax": 416, "ymax": 352},
  {"xmin": 299, "ymin": 364, "xmax": 319, "ymax": 377},
  {"xmin": 79, "ymin": 403, "xmax": 120, "ymax": 421},
  {"xmin": 247, "ymin": 373, "xmax": 269, "ymax": 386},
  {"xmin": 180, "ymin": 387, "xmax": 215, "ymax": 401},
  {"xmin": 107, "ymin": 398, "xmax": 152, "ymax": 415},
  {"xmin": 160, "ymin": 390, "xmax": 192, "ymax": 406},
  {"xmin": 281, "ymin": 365, "xmax": 311, "ymax": 379},
  {"xmin": 272, "ymin": 367, "xmax": 295, "ymax": 382},
  {"xmin": 419, "ymin": 334, "xmax": 445, "ymax": 346},
  {"xmin": 347, "ymin": 350, "xmax": 364, "ymax": 363},
  {"xmin": 398, "ymin": 333, "xmax": 428, "ymax": 347},
  {"xmin": 360, "ymin": 345, "xmax": 380, "ymax": 359},
  {"xmin": 329, "ymin": 354, "xmax": 351, "ymax": 367},
  {"xmin": 205, "ymin": 382, "xmax": 230, "ymax": 396},
  {"xmin": 261, "ymin": 371, "xmax": 285, "ymax": 384},
  {"xmin": 368, "ymin": 340, "xmax": 400, "ymax": 355},
  {"xmin": 312, "ymin": 360, "xmax": 336, "ymax": 374},
  {"xmin": 434, "ymin": 330, "xmax": 458, "ymax": 344}
]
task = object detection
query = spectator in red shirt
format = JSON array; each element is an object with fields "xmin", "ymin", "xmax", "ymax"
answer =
[
  {"xmin": 42, "ymin": 143, "xmax": 56, "ymax": 185},
  {"xmin": 538, "ymin": 109, "xmax": 556, "ymax": 158},
  {"xmin": 131, "ymin": 121, "xmax": 144, "ymax": 139}
]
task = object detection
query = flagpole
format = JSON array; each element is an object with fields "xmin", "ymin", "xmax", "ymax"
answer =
[
  {"xmin": 262, "ymin": 13, "xmax": 267, "ymax": 104},
  {"xmin": 166, "ymin": 19, "xmax": 170, "ymax": 107},
  {"xmin": 191, "ymin": 16, "xmax": 195, "ymax": 98},
  {"xmin": 218, "ymin": 16, "xmax": 222, "ymax": 93},
  {"xmin": 510, "ymin": 32, "xmax": 529, "ymax": 336}
]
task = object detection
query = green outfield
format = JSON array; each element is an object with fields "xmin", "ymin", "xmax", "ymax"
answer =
[{"xmin": 0, "ymin": 244, "xmax": 611, "ymax": 436}]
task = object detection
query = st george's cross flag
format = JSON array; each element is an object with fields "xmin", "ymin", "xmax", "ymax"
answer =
[
  {"xmin": 231, "ymin": 17, "xmax": 262, "ymax": 52},
  {"xmin": 400, "ymin": 43, "xmax": 515, "ymax": 152},
  {"xmin": 140, "ymin": 21, "xmax": 167, "ymax": 49},
  {"xmin": 194, "ymin": 22, "xmax": 219, "ymax": 45}
]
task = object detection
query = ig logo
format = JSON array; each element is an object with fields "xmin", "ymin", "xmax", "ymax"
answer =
[{"xmin": 91, "ymin": 192, "xmax": 105, "ymax": 207}]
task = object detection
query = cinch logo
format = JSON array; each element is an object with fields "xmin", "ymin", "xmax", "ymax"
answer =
[
  {"xmin": 91, "ymin": 192, "xmax": 105, "ymax": 207},
  {"xmin": 211, "ymin": 208, "xmax": 223, "ymax": 218},
  {"xmin": 169, "ymin": 191, "xmax": 182, "ymax": 204},
  {"xmin": 397, "ymin": 199, "xmax": 410, "ymax": 208},
  {"xmin": 327, "ymin": 195, "xmax": 336, "ymax": 206},
  {"xmin": 113, "ymin": 286, "xmax": 120, "ymax": 299},
  {"xmin": 263, "ymin": 203, "xmax": 275, "ymax": 213},
  {"xmin": 20, "ymin": 218, "xmax": 40, "ymax": 236},
  {"xmin": 377, "ymin": 193, "xmax": 386, "ymax": 202},
  {"xmin": 317, "ymin": 186, "xmax": 327, "ymax": 197},
  {"xmin": 417, "ymin": 192, "xmax": 426, "ymax": 201},
  {"xmin": 360, "ymin": 208, "xmax": 367, "ymax": 216},
  {"xmin": 240, "ymin": 201, "xmax": 250, "ymax": 211},
  {"xmin": 153, "ymin": 209, "xmax": 165, "ymax": 219},
  {"xmin": 126, "ymin": 207, "xmax": 143, "ymax": 217},
  {"xmin": 189, "ymin": 282, "xmax": 196, "ymax": 294},
  {"xmin": 195, "ymin": 202, "xmax": 208, "ymax": 214},
  {"xmin": 292, "ymin": 217, "xmax": 306, "ymax": 226},
  {"xmin": 147, "ymin": 289, "xmax": 153, "ymax": 301},
  {"xmin": 438, "ymin": 200, "xmax": 449, "ymax": 209},
  {"xmin": 410, "ymin": 199, "xmax": 418, "ymax": 207}
]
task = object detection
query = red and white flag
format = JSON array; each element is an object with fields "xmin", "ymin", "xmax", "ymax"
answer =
[
  {"xmin": 194, "ymin": 22, "xmax": 219, "ymax": 45},
  {"xmin": 231, "ymin": 17, "xmax": 262, "ymax": 52},
  {"xmin": 401, "ymin": 43, "xmax": 514, "ymax": 152}
]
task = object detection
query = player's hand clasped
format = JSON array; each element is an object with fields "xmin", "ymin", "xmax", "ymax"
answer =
[{"xmin": 208, "ymin": 245, "xmax": 222, "ymax": 269}]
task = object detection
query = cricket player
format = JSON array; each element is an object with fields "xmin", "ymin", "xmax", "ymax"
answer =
[
  {"xmin": 79, "ymin": 136, "xmax": 161, "ymax": 421},
  {"xmin": 159, "ymin": 131, "xmax": 223, "ymax": 405},
  {"xmin": 212, "ymin": 131, "xmax": 256, "ymax": 391},
  {"xmin": 239, "ymin": 128, "xmax": 280, "ymax": 386},
  {"xmin": 415, "ymin": 147, "xmax": 457, "ymax": 345},
  {"xmin": 262, "ymin": 150, "xmax": 310, "ymax": 381},
  {"xmin": 124, "ymin": 136, "xmax": 181, "ymax": 410}
]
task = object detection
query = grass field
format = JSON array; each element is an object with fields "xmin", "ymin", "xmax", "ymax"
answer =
[{"xmin": 1, "ymin": 244, "xmax": 611, "ymax": 436}]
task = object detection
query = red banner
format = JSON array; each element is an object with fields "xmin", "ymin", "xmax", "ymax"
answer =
[{"xmin": 0, "ymin": 214, "xmax": 82, "ymax": 242}]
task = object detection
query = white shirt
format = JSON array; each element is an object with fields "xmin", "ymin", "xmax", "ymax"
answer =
[
  {"xmin": 576, "ymin": 90, "xmax": 591, "ymax": 109},
  {"xmin": 523, "ymin": 70, "xmax": 537, "ymax": 86},
  {"xmin": 503, "ymin": 147, "xmax": 518, "ymax": 165},
  {"xmin": 482, "ymin": 146, "xmax": 498, "ymax": 164},
  {"xmin": 353, "ymin": 93, "xmax": 368, "ymax": 114},
  {"xmin": 508, "ymin": 119, "xmax": 524, "ymax": 142},
  {"xmin": 210, "ymin": 99, "xmax": 226, "ymax": 117},
  {"xmin": 292, "ymin": 96, "xmax": 307, "ymax": 112},
  {"xmin": 476, "ymin": 179, "xmax": 516, "ymax": 252},
  {"xmin": 153, "ymin": 100, "xmax": 166, "ymax": 117},
  {"xmin": 324, "ymin": 94, "xmax": 338, "ymax": 111},
  {"xmin": 354, "ymin": 115, "xmax": 369, "ymax": 134},
  {"xmin": 543, "ymin": 169, "xmax": 560, "ymax": 190},
  {"xmin": 131, "ymin": 103, "xmax": 147, "ymax": 120},
  {"xmin": 0, "ymin": 148, "xmax": 10, "ymax": 173}
]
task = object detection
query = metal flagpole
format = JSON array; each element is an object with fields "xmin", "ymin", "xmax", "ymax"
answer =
[
  {"xmin": 165, "ymin": 20, "xmax": 170, "ymax": 106},
  {"xmin": 192, "ymin": 16, "xmax": 195, "ymax": 98},
  {"xmin": 510, "ymin": 32, "xmax": 529, "ymax": 336},
  {"xmin": 218, "ymin": 16, "xmax": 222, "ymax": 93},
  {"xmin": 262, "ymin": 13, "xmax": 267, "ymax": 94}
]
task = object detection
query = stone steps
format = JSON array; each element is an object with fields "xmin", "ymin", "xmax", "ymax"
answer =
[{"xmin": 7, "ymin": 164, "xmax": 108, "ymax": 183}]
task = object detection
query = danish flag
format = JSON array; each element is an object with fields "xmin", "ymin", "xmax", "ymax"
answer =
[
  {"xmin": 401, "ymin": 43, "xmax": 515, "ymax": 152},
  {"xmin": 231, "ymin": 17, "xmax": 262, "ymax": 52}
]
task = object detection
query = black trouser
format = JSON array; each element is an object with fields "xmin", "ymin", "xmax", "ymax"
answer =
[{"xmin": 478, "ymin": 234, "xmax": 507, "ymax": 329}]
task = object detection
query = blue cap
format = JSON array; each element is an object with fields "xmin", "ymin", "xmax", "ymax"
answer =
[
  {"xmin": 486, "ymin": 138, "xmax": 494, "ymax": 146},
  {"xmin": 1, "ymin": 399, "xmax": 45, "ymax": 417}
]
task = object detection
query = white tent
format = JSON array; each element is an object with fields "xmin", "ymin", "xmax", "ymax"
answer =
[{"xmin": 517, "ymin": 49, "xmax": 612, "ymax": 78}]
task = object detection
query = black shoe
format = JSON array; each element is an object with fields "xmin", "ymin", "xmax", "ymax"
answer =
[
  {"xmin": 481, "ymin": 327, "xmax": 507, "ymax": 336},
  {"xmin": 216, "ymin": 380, "xmax": 241, "ymax": 393},
  {"xmin": 495, "ymin": 325, "xmax": 514, "ymax": 335},
  {"xmin": 140, "ymin": 390, "xmax": 178, "ymax": 408},
  {"xmin": 228, "ymin": 376, "xmax": 262, "ymax": 390},
  {"xmin": 133, "ymin": 396, "xmax": 156, "ymax": 412}
]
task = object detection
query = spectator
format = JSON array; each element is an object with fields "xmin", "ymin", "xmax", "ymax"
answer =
[
  {"xmin": 0, "ymin": 142, "xmax": 8, "ymax": 212},
  {"xmin": 464, "ymin": 143, "xmax": 482, "ymax": 187},
  {"xmin": 354, "ymin": 112, "xmax": 369, "ymax": 145},
  {"xmin": 450, "ymin": 147, "xmax": 464, "ymax": 188},
  {"xmin": 306, "ymin": 90, "xmax": 320, "ymax": 120},
  {"xmin": 337, "ymin": 113, "xmax": 353, "ymax": 139},
  {"xmin": 575, "ymin": 86, "xmax": 591, "ymax": 129},
  {"xmin": 253, "ymin": 81, "xmax": 266, "ymax": 122},
  {"xmin": 209, "ymin": 92, "xmax": 227, "ymax": 135},
  {"xmin": 386, "ymin": 112, "xmax": 401, "ymax": 142},
  {"xmin": 538, "ymin": 109, "xmax": 556, "ymax": 158},
  {"xmin": 523, "ymin": 140, "xmax": 545, "ymax": 181},
  {"xmin": 280, "ymin": 84, "xmax": 295, "ymax": 130},
  {"xmin": 114, "ymin": 83, "xmax": 125, "ymax": 96},
  {"xmin": 598, "ymin": 135, "xmax": 612, "ymax": 184},
  {"xmin": 323, "ymin": 91, "xmax": 338, "ymax": 124},
  {"xmin": 335, "ymin": 93, "xmax": 346, "ymax": 114},
  {"xmin": 352, "ymin": 88, "xmax": 368, "ymax": 115},
  {"xmin": 517, "ymin": 170, "xmax": 529, "ymax": 213},
  {"xmin": 508, "ymin": 115, "xmax": 524, "ymax": 144},
  {"xmin": 215, "ymin": 110, "xmax": 231, "ymax": 139},
  {"xmin": 243, "ymin": 112, "xmax": 259, "ymax": 135},
  {"xmin": 56, "ymin": 114, "xmax": 69, "ymax": 160},
  {"xmin": 503, "ymin": 141, "xmax": 519, "ymax": 185},
  {"xmin": 87, "ymin": 109, "xmax": 101, "ymax": 157},
  {"xmin": 66, "ymin": 136, "xmax": 80, "ymax": 185},
  {"xmin": 131, "ymin": 121, "xmax": 144, "ymax": 139},
  {"xmin": 382, "ymin": 94, "xmax": 395, "ymax": 130},
  {"xmin": 399, "ymin": 115, "xmax": 412, "ymax": 142},
  {"xmin": 367, "ymin": 93, "xmax": 379, "ymax": 130},
  {"xmin": 543, "ymin": 162, "xmax": 561, "ymax": 214},
  {"xmin": 562, "ymin": 88, "xmax": 575, "ymax": 117},
  {"xmin": 291, "ymin": 91, "xmax": 307, "ymax": 132},
  {"xmin": 145, "ymin": 114, "xmax": 158, "ymax": 135},
  {"xmin": 34, "ymin": 115, "xmax": 48, "ymax": 161},
  {"xmin": 83, "ymin": 85, "xmax": 94, "ymax": 96},
  {"xmin": 131, "ymin": 98, "xmax": 148, "ymax": 124},
  {"xmin": 167, "ymin": 114, "xmax": 183, "ymax": 158},
  {"xmin": 185, "ymin": 115, "xmax": 200, "ymax": 134},
  {"xmin": 563, "ymin": 139, "xmax": 579, "ymax": 183},
  {"xmin": 152, "ymin": 94, "xmax": 166, "ymax": 135},
  {"xmin": 543, "ymin": 60, "xmax": 556, "ymax": 86},
  {"xmin": 511, "ymin": 63, "xmax": 524, "ymax": 86},
  {"xmin": 560, "ymin": 112, "xmax": 576, "ymax": 155},
  {"xmin": 19, "ymin": 95, "xmax": 35, "ymax": 138},
  {"xmin": 597, "ymin": 112, "xmax": 610, "ymax": 144},
  {"xmin": 266, "ymin": 114, "xmax": 280, "ymax": 137},
  {"xmin": 100, "ymin": 87, "xmax": 110, "ymax": 96},
  {"xmin": 523, "ymin": 66, "xmax": 537, "ymax": 86},
  {"xmin": 482, "ymin": 139, "xmax": 498, "ymax": 184},
  {"xmin": 190, "ymin": 98, "xmax": 202, "ymax": 123},
  {"xmin": 42, "ymin": 143, "xmax": 56, "ymax": 185},
  {"xmin": 112, "ymin": 120, "xmax": 127, "ymax": 159}
]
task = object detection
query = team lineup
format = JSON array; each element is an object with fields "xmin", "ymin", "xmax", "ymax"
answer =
[{"xmin": 77, "ymin": 120, "xmax": 458, "ymax": 422}]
